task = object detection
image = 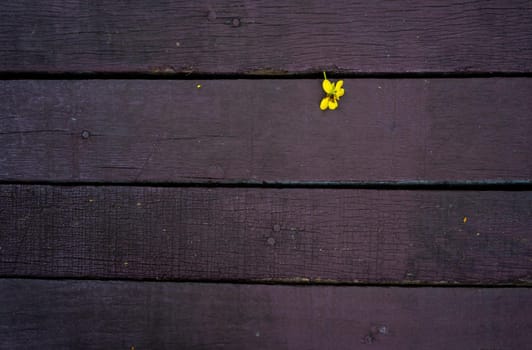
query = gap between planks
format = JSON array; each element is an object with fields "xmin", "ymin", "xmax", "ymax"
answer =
[
  {"xmin": 3, "ymin": 72, "xmax": 532, "ymax": 80},
  {"xmin": 2, "ymin": 276, "xmax": 532, "ymax": 288},
  {"xmin": 0, "ymin": 179, "xmax": 531, "ymax": 190}
]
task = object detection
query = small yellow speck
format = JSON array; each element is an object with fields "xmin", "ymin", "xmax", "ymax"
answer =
[
  {"xmin": 463, "ymin": 216, "xmax": 468, "ymax": 223},
  {"xmin": 88, "ymin": 199, "xmax": 94, "ymax": 203},
  {"xmin": 196, "ymin": 84, "xmax": 202, "ymax": 89}
]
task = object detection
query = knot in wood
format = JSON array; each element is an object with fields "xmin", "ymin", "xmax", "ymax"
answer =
[{"xmin": 231, "ymin": 18, "xmax": 241, "ymax": 27}]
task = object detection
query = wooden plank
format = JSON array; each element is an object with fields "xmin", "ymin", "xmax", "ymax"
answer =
[
  {"xmin": 1, "ymin": 185, "xmax": 530, "ymax": 284},
  {"xmin": 1, "ymin": 79, "xmax": 531, "ymax": 183},
  {"xmin": 1, "ymin": 1, "xmax": 531, "ymax": 74},
  {"xmin": 1, "ymin": 279, "xmax": 531, "ymax": 349}
]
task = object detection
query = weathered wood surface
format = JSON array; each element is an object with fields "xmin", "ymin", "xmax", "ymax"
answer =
[
  {"xmin": 1, "ymin": 185, "xmax": 530, "ymax": 284},
  {"xmin": 1, "ymin": 79, "xmax": 531, "ymax": 183},
  {"xmin": 1, "ymin": 1, "xmax": 532, "ymax": 74},
  {"xmin": 1, "ymin": 279, "xmax": 531, "ymax": 349}
]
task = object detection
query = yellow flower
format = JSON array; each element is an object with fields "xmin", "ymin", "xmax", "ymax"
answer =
[{"xmin": 320, "ymin": 72, "xmax": 344, "ymax": 110}]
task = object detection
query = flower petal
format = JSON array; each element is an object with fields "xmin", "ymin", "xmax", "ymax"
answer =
[
  {"xmin": 320, "ymin": 97, "xmax": 329, "ymax": 110},
  {"xmin": 328, "ymin": 98, "xmax": 338, "ymax": 110},
  {"xmin": 335, "ymin": 80, "xmax": 343, "ymax": 91},
  {"xmin": 322, "ymin": 79, "xmax": 334, "ymax": 94},
  {"xmin": 336, "ymin": 88, "xmax": 345, "ymax": 97}
]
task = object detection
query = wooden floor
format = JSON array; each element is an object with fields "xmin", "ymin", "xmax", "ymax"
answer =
[{"xmin": 1, "ymin": 1, "xmax": 531, "ymax": 349}]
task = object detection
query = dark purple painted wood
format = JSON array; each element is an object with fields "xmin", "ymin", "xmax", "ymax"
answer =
[
  {"xmin": 1, "ymin": 79, "xmax": 531, "ymax": 182},
  {"xmin": 1, "ymin": 185, "xmax": 530, "ymax": 284},
  {"xmin": 1, "ymin": 279, "xmax": 531, "ymax": 349},
  {"xmin": 1, "ymin": 1, "xmax": 531, "ymax": 74}
]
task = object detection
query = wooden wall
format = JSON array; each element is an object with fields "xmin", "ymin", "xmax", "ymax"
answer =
[{"xmin": 1, "ymin": 1, "xmax": 531, "ymax": 349}]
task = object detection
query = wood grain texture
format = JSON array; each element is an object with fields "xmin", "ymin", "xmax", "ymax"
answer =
[
  {"xmin": 1, "ymin": 1, "xmax": 532, "ymax": 74},
  {"xmin": 1, "ymin": 279, "xmax": 531, "ymax": 349},
  {"xmin": 1, "ymin": 78, "xmax": 531, "ymax": 183},
  {"xmin": 1, "ymin": 185, "xmax": 530, "ymax": 284}
]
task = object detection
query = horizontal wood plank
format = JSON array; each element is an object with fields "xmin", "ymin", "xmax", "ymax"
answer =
[
  {"xmin": 1, "ymin": 1, "xmax": 532, "ymax": 74},
  {"xmin": 1, "ymin": 185, "xmax": 530, "ymax": 284},
  {"xmin": 1, "ymin": 279, "xmax": 531, "ymax": 349},
  {"xmin": 1, "ymin": 79, "xmax": 531, "ymax": 183}
]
